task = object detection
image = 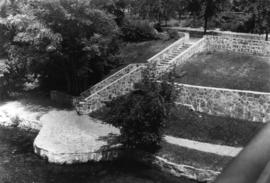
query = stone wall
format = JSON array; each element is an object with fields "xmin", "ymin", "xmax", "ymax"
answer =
[
  {"xmin": 76, "ymin": 65, "xmax": 146, "ymax": 114},
  {"xmin": 80, "ymin": 64, "xmax": 142, "ymax": 99},
  {"xmin": 206, "ymin": 35, "xmax": 270, "ymax": 56},
  {"xmin": 171, "ymin": 37, "xmax": 207, "ymax": 67},
  {"xmin": 175, "ymin": 83, "xmax": 270, "ymax": 123},
  {"xmin": 147, "ymin": 33, "xmax": 189, "ymax": 64},
  {"xmin": 76, "ymin": 34, "xmax": 189, "ymax": 114},
  {"xmin": 166, "ymin": 27, "xmax": 267, "ymax": 40}
]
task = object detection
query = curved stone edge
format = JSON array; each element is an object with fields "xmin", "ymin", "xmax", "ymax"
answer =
[
  {"xmin": 153, "ymin": 156, "xmax": 220, "ymax": 183},
  {"xmin": 33, "ymin": 142, "xmax": 120, "ymax": 164}
]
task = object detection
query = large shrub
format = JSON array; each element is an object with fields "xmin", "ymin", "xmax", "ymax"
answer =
[
  {"xmin": 105, "ymin": 68, "xmax": 176, "ymax": 152},
  {"xmin": 121, "ymin": 19, "xmax": 158, "ymax": 42}
]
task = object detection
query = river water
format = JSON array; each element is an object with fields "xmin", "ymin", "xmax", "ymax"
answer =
[{"xmin": 0, "ymin": 127, "xmax": 197, "ymax": 183}]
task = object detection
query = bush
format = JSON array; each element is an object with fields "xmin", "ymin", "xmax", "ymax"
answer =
[
  {"xmin": 105, "ymin": 68, "xmax": 176, "ymax": 153},
  {"xmin": 121, "ymin": 19, "xmax": 158, "ymax": 42},
  {"xmin": 167, "ymin": 29, "xmax": 181, "ymax": 40}
]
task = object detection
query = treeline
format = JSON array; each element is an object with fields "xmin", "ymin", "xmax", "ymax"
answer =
[
  {"xmin": 89, "ymin": 0, "xmax": 270, "ymax": 39},
  {"xmin": 0, "ymin": 0, "xmax": 269, "ymax": 97}
]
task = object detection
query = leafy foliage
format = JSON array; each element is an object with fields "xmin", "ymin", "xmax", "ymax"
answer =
[
  {"xmin": 121, "ymin": 19, "xmax": 158, "ymax": 42},
  {"xmin": 105, "ymin": 68, "xmax": 176, "ymax": 152},
  {"xmin": 1, "ymin": 0, "xmax": 121, "ymax": 95}
]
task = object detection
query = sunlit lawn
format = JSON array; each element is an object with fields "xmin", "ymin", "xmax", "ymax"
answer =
[{"xmin": 173, "ymin": 51, "xmax": 270, "ymax": 92}]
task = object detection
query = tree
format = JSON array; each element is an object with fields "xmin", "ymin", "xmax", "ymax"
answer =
[
  {"xmin": 90, "ymin": 0, "xmax": 130, "ymax": 26},
  {"xmin": 201, "ymin": 0, "xmax": 230, "ymax": 34},
  {"xmin": 254, "ymin": 0, "xmax": 270, "ymax": 40},
  {"xmin": 1, "ymin": 0, "xmax": 121, "ymax": 95},
  {"xmin": 105, "ymin": 68, "xmax": 176, "ymax": 153},
  {"xmin": 186, "ymin": 0, "xmax": 230, "ymax": 34}
]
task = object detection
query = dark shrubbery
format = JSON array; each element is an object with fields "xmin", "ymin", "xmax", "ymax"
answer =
[
  {"xmin": 121, "ymin": 19, "xmax": 158, "ymax": 42},
  {"xmin": 167, "ymin": 29, "xmax": 181, "ymax": 39},
  {"xmin": 105, "ymin": 69, "xmax": 176, "ymax": 153}
]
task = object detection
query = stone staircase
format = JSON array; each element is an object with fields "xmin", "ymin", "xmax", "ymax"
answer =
[{"xmin": 74, "ymin": 33, "xmax": 191, "ymax": 114}]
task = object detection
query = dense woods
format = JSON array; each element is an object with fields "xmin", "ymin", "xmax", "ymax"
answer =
[{"xmin": 0, "ymin": 0, "xmax": 270, "ymax": 96}]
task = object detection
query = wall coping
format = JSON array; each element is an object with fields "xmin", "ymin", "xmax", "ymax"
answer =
[
  {"xmin": 83, "ymin": 64, "xmax": 146, "ymax": 102},
  {"xmin": 169, "ymin": 37, "xmax": 206, "ymax": 65},
  {"xmin": 166, "ymin": 27, "xmax": 267, "ymax": 39},
  {"xmin": 174, "ymin": 82, "xmax": 270, "ymax": 95},
  {"xmin": 147, "ymin": 33, "xmax": 189, "ymax": 63}
]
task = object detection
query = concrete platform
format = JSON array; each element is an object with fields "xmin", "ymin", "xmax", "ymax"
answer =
[{"xmin": 33, "ymin": 110, "xmax": 120, "ymax": 164}]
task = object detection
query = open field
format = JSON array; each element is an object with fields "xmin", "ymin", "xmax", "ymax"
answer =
[{"xmin": 173, "ymin": 51, "xmax": 270, "ymax": 92}]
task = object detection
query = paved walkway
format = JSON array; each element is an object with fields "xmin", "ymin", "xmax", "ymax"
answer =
[{"xmin": 165, "ymin": 136, "xmax": 243, "ymax": 157}]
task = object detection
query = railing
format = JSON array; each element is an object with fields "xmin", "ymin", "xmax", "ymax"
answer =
[
  {"xmin": 80, "ymin": 64, "xmax": 142, "ymax": 98},
  {"xmin": 147, "ymin": 33, "xmax": 189, "ymax": 64},
  {"xmin": 76, "ymin": 64, "xmax": 146, "ymax": 114},
  {"xmin": 153, "ymin": 37, "xmax": 207, "ymax": 77},
  {"xmin": 76, "ymin": 32, "xmax": 190, "ymax": 114}
]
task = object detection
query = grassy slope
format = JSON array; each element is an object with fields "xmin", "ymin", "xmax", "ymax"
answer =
[
  {"xmin": 120, "ymin": 40, "xmax": 175, "ymax": 64},
  {"xmin": 166, "ymin": 106, "xmax": 264, "ymax": 147},
  {"xmin": 174, "ymin": 51, "xmax": 270, "ymax": 92}
]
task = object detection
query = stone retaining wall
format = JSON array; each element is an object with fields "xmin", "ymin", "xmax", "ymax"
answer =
[
  {"xmin": 147, "ymin": 33, "xmax": 189, "ymax": 64},
  {"xmin": 206, "ymin": 35, "xmax": 270, "ymax": 56},
  {"xmin": 170, "ymin": 37, "xmax": 207, "ymax": 67},
  {"xmin": 175, "ymin": 83, "xmax": 270, "ymax": 123},
  {"xmin": 158, "ymin": 37, "xmax": 207, "ymax": 76},
  {"xmin": 76, "ymin": 65, "xmax": 146, "ymax": 114},
  {"xmin": 166, "ymin": 27, "xmax": 267, "ymax": 40},
  {"xmin": 76, "ymin": 34, "xmax": 189, "ymax": 114},
  {"xmin": 80, "ymin": 64, "xmax": 142, "ymax": 99}
]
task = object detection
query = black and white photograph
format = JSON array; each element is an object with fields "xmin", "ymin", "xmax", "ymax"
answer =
[{"xmin": 0, "ymin": 0, "xmax": 270, "ymax": 182}]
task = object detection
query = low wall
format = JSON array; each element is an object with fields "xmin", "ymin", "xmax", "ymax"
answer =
[
  {"xmin": 76, "ymin": 65, "xmax": 146, "ymax": 114},
  {"xmin": 206, "ymin": 35, "xmax": 270, "ymax": 56},
  {"xmin": 166, "ymin": 27, "xmax": 267, "ymax": 40},
  {"xmin": 148, "ymin": 33, "xmax": 189, "ymax": 64},
  {"xmin": 80, "ymin": 64, "xmax": 142, "ymax": 98},
  {"xmin": 170, "ymin": 37, "xmax": 207, "ymax": 67},
  {"xmin": 76, "ymin": 34, "xmax": 189, "ymax": 114},
  {"xmin": 175, "ymin": 83, "xmax": 270, "ymax": 123}
]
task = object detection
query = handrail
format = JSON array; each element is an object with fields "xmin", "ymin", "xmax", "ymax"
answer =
[
  {"xmin": 83, "ymin": 64, "xmax": 146, "ymax": 101},
  {"xmin": 168, "ymin": 37, "xmax": 206, "ymax": 66},
  {"xmin": 147, "ymin": 33, "xmax": 189, "ymax": 63},
  {"xmin": 80, "ymin": 63, "xmax": 141, "ymax": 97}
]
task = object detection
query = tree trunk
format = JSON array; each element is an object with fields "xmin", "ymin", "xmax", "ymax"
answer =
[
  {"xmin": 266, "ymin": 30, "xmax": 269, "ymax": 41},
  {"xmin": 204, "ymin": 16, "xmax": 208, "ymax": 35}
]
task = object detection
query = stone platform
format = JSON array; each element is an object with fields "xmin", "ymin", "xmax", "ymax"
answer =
[{"xmin": 33, "ymin": 110, "xmax": 120, "ymax": 164}]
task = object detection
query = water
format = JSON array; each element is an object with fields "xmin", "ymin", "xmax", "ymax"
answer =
[{"xmin": 0, "ymin": 127, "xmax": 197, "ymax": 183}]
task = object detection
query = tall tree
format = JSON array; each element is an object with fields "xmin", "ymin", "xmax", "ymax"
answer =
[
  {"xmin": 1, "ymin": 0, "xmax": 121, "ymax": 95},
  {"xmin": 254, "ymin": 0, "xmax": 270, "ymax": 40},
  {"xmin": 186, "ymin": 0, "xmax": 230, "ymax": 34},
  {"xmin": 201, "ymin": 0, "xmax": 230, "ymax": 34}
]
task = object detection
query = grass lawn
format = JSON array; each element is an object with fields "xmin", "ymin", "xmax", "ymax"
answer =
[
  {"xmin": 158, "ymin": 141, "xmax": 233, "ymax": 172},
  {"xmin": 166, "ymin": 106, "xmax": 264, "ymax": 147},
  {"xmin": 120, "ymin": 39, "xmax": 176, "ymax": 64},
  {"xmin": 102, "ymin": 39, "xmax": 176, "ymax": 80},
  {"xmin": 173, "ymin": 51, "xmax": 270, "ymax": 92}
]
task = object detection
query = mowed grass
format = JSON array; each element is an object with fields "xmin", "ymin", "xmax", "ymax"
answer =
[
  {"xmin": 166, "ymin": 105, "xmax": 264, "ymax": 147},
  {"xmin": 120, "ymin": 39, "xmax": 175, "ymax": 64},
  {"xmin": 104, "ymin": 39, "xmax": 176, "ymax": 78},
  {"xmin": 173, "ymin": 51, "xmax": 270, "ymax": 92}
]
